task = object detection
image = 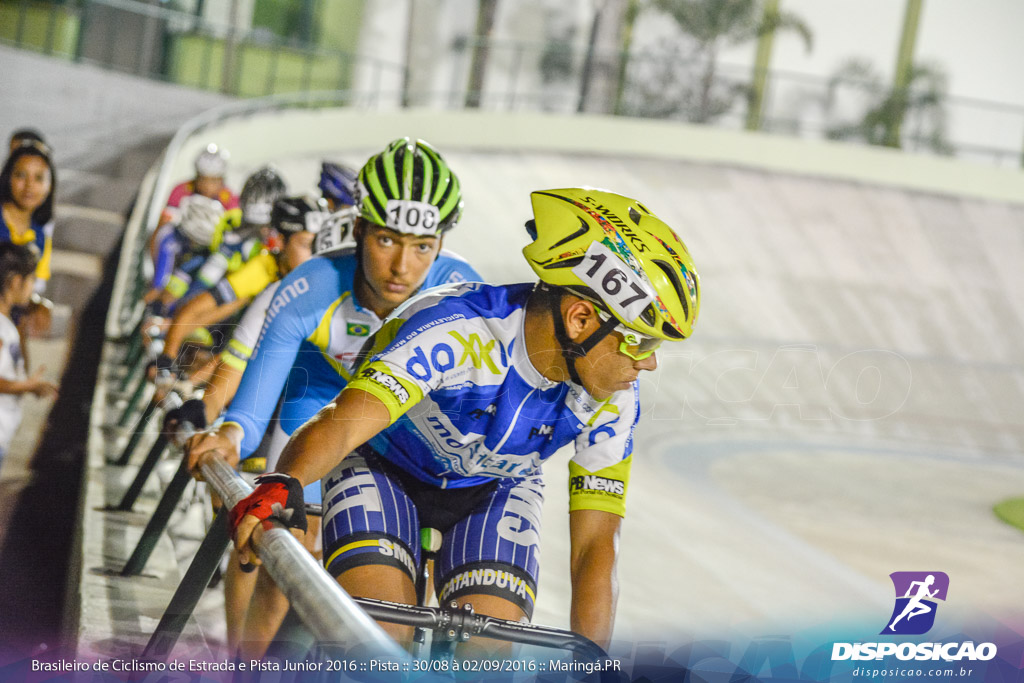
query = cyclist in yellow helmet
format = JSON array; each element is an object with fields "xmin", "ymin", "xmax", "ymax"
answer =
[{"xmin": 226, "ymin": 188, "xmax": 699, "ymax": 652}]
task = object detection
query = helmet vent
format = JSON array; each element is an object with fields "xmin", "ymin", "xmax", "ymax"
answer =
[
  {"xmin": 544, "ymin": 256, "xmax": 585, "ymax": 269},
  {"xmin": 628, "ymin": 206, "xmax": 642, "ymax": 226},
  {"xmin": 662, "ymin": 321, "xmax": 685, "ymax": 339},
  {"xmin": 654, "ymin": 258, "xmax": 689, "ymax": 320},
  {"xmin": 553, "ymin": 216, "xmax": 589, "ymax": 248}
]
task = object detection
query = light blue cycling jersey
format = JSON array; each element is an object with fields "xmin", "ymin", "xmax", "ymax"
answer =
[
  {"xmin": 347, "ymin": 282, "xmax": 638, "ymax": 516},
  {"xmin": 223, "ymin": 247, "xmax": 481, "ymax": 471}
]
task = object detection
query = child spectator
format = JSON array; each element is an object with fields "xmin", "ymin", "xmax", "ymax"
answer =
[
  {"xmin": 0, "ymin": 141, "xmax": 57, "ymax": 287},
  {"xmin": 0, "ymin": 243, "xmax": 57, "ymax": 467}
]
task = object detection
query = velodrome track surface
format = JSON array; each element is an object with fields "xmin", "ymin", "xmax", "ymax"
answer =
[
  {"xmin": 265, "ymin": 149, "xmax": 1024, "ymax": 643},
  {"xmin": 82, "ymin": 141, "xmax": 1024, "ymax": 658}
]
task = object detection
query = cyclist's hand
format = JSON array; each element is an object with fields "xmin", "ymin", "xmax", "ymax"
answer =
[
  {"xmin": 230, "ymin": 473, "xmax": 308, "ymax": 567},
  {"xmin": 146, "ymin": 353, "xmax": 176, "ymax": 383},
  {"xmin": 185, "ymin": 426, "xmax": 241, "ymax": 481},
  {"xmin": 141, "ymin": 315, "xmax": 169, "ymax": 349},
  {"xmin": 163, "ymin": 398, "xmax": 207, "ymax": 443}
]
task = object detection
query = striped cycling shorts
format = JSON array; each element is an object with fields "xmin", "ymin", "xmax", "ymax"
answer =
[{"xmin": 321, "ymin": 452, "xmax": 544, "ymax": 617}]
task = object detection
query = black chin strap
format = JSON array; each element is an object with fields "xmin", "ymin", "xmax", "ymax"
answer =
[{"xmin": 548, "ymin": 290, "xmax": 620, "ymax": 385}]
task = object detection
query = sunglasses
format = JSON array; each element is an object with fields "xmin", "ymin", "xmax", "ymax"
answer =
[
  {"xmin": 617, "ymin": 327, "xmax": 661, "ymax": 360},
  {"xmin": 597, "ymin": 311, "xmax": 661, "ymax": 360}
]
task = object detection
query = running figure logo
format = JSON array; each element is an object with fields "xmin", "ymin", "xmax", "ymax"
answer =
[{"xmin": 881, "ymin": 571, "xmax": 949, "ymax": 635}]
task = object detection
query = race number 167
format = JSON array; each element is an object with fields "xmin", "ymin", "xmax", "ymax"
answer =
[{"xmin": 573, "ymin": 241, "xmax": 653, "ymax": 321}]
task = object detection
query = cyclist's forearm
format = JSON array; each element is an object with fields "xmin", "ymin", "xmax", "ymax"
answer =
[
  {"xmin": 276, "ymin": 388, "xmax": 394, "ymax": 486},
  {"xmin": 164, "ymin": 292, "xmax": 235, "ymax": 358},
  {"xmin": 568, "ymin": 509, "xmax": 621, "ymax": 649},
  {"xmin": 569, "ymin": 548, "xmax": 617, "ymax": 649},
  {"xmin": 202, "ymin": 361, "xmax": 243, "ymax": 424}
]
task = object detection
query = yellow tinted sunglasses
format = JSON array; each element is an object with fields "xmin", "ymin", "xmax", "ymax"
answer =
[
  {"xmin": 617, "ymin": 328, "xmax": 661, "ymax": 360},
  {"xmin": 597, "ymin": 311, "xmax": 661, "ymax": 360}
]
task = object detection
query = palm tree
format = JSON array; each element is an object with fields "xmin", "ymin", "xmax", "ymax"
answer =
[
  {"xmin": 823, "ymin": 57, "xmax": 952, "ymax": 154},
  {"xmin": 646, "ymin": 0, "xmax": 812, "ymax": 123}
]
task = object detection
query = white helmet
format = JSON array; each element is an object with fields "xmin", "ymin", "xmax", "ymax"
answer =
[
  {"xmin": 178, "ymin": 194, "xmax": 224, "ymax": 246},
  {"xmin": 195, "ymin": 143, "xmax": 229, "ymax": 178}
]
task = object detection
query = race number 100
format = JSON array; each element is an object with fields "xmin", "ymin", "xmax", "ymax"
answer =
[
  {"xmin": 571, "ymin": 241, "xmax": 654, "ymax": 322},
  {"xmin": 386, "ymin": 199, "xmax": 440, "ymax": 236}
]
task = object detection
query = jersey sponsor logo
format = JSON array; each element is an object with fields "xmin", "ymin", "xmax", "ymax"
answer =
[
  {"xmin": 404, "ymin": 332, "xmax": 506, "ymax": 381},
  {"xmin": 450, "ymin": 331, "xmax": 501, "ymax": 373},
  {"xmin": 468, "ymin": 403, "xmax": 497, "ymax": 420},
  {"xmin": 497, "ymin": 485, "xmax": 542, "ymax": 547},
  {"xmin": 426, "ymin": 416, "xmax": 469, "ymax": 452},
  {"xmin": 260, "ymin": 277, "xmax": 311, "ymax": 334},
  {"xmin": 424, "ymin": 417, "xmax": 539, "ymax": 477},
  {"xmin": 439, "ymin": 568, "xmax": 533, "ymax": 604},
  {"xmin": 376, "ymin": 539, "xmax": 417, "ymax": 578},
  {"xmin": 570, "ymin": 474, "xmax": 625, "ymax": 496},
  {"xmin": 359, "ymin": 367, "xmax": 410, "ymax": 404},
  {"xmin": 528, "ymin": 425, "xmax": 554, "ymax": 441},
  {"xmin": 346, "ymin": 323, "xmax": 370, "ymax": 337}
]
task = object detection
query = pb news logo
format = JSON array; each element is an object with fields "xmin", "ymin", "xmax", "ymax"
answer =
[{"xmin": 881, "ymin": 571, "xmax": 949, "ymax": 635}]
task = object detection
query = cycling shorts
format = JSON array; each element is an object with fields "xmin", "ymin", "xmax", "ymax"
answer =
[{"xmin": 321, "ymin": 450, "xmax": 543, "ymax": 618}]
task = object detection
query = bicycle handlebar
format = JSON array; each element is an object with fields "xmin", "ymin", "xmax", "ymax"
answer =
[{"xmin": 352, "ymin": 597, "xmax": 608, "ymax": 660}]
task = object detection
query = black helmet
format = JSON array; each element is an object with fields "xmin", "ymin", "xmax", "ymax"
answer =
[
  {"xmin": 240, "ymin": 166, "xmax": 288, "ymax": 227},
  {"xmin": 271, "ymin": 195, "xmax": 330, "ymax": 235}
]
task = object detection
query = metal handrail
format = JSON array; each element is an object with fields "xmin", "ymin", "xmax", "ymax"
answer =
[{"xmin": 198, "ymin": 457, "xmax": 408, "ymax": 660}]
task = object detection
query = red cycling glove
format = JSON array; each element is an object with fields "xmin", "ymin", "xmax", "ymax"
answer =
[{"xmin": 229, "ymin": 473, "xmax": 308, "ymax": 539}]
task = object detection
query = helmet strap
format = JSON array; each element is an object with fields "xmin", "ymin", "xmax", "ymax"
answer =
[{"xmin": 547, "ymin": 290, "xmax": 619, "ymax": 386}]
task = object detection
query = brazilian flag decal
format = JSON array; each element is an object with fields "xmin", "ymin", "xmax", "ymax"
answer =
[{"xmin": 347, "ymin": 323, "xmax": 370, "ymax": 337}]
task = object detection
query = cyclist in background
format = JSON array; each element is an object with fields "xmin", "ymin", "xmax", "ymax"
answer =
[
  {"xmin": 163, "ymin": 196, "xmax": 347, "ymax": 429},
  {"xmin": 147, "ymin": 143, "xmax": 239, "ymax": 265},
  {"xmin": 226, "ymin": 188, "xmax": 701, "ymax": 652},
  {"xmin": 318, "ymin": 161, "xmax": 359, "ymax": 211},
  {"xmin": 186, "ymin": 138, "xmax": 483, "ymax": 657},
  {"xmin": 159, "ymin": 143, "xmax": 238, "ymax": 228},
  {"xmin": 152, "ymin": 167, "xmax": 290, "ymax": 366},
  {"xmin": 164, "ymin": 196, "xmax": 349, "ymax": 653}
]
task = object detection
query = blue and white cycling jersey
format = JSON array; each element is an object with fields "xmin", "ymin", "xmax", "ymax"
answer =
[
  {"xmin": 153, "ymin": 221, "xmax": 262, "ymax": 295},
  {"xmin": 347, "ymin": 282, "xmax": 637, "ymax": 517},
  {"xmin": 222, "ymin": 247, "xmax": 482, "ymax": 503}
]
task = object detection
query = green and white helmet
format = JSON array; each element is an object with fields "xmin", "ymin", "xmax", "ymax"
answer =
[{"xmin": 356, "ymin": 138, "xmax": 463, "ymax": 236}]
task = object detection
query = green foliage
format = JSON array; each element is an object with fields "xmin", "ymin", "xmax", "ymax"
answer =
[
  {"xmin": 252, "ymin": 0, "xmax": 316, "ymax": 44},
  {"xmin": 627, "ymin": 0, "xmax": 812, "ymax": 123},
  {"xmin": 539, "ymin": 30, "xmax": 576, "ymax": 84},
  {"xmin": 824, "ymin": 57, "xmax": 953, "ymax": 154}
]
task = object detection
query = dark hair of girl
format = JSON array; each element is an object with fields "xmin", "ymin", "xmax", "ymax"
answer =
[
  {"xmin": 0, "ymin": 144, "xmax": 57, "ymax": 226},
  {"xmin": 0, "ymin": 242, "xmax": 38, "ymax": 293}
]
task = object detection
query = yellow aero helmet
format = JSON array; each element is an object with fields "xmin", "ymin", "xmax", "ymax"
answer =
[{"xmin": 523, "ymin": 188, "xmax": 700, "ymax": 341}]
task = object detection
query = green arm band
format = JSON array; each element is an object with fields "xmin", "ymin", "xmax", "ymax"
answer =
[
  {"xmin": 346, "ymin": 360, "xmax": 424, "ymax": 423},
  {"xmin": 567, "ymin": 455, "xmax": 632, "ymax": 517}
]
